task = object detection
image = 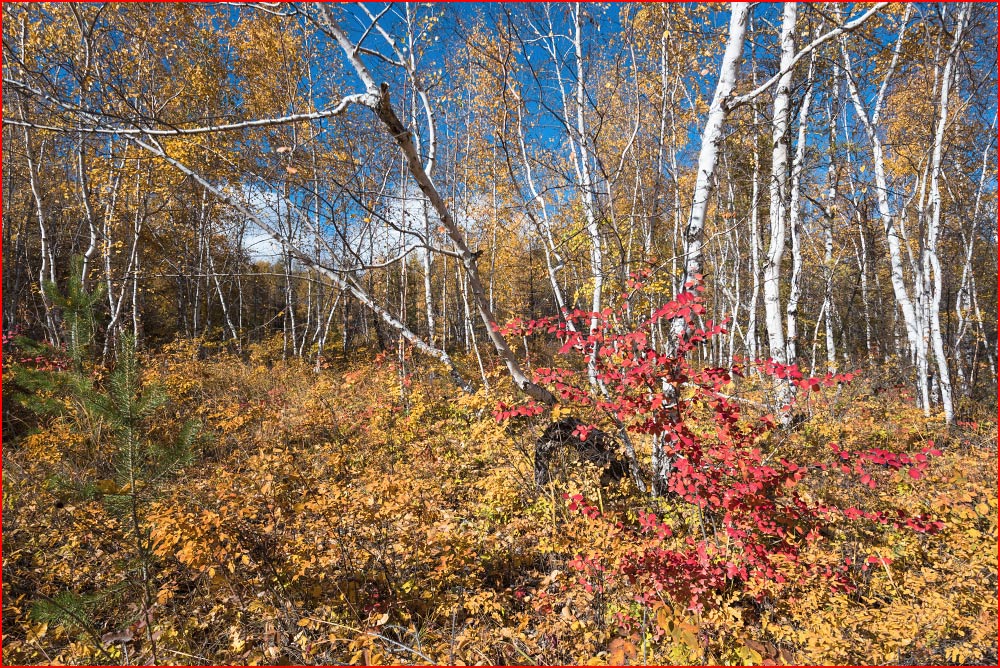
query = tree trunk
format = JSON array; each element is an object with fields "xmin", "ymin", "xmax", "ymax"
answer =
[
  {"xmin": 317, "ymin": 7, "xmax": 554, "ymax": 405},
  {"xmin": 786, "ymin": 41, "xmax": 816, "ymax": 366},
  {"xmin": 763, "ymin": 3, "xmax": 797, "ymax": 423},
  {"xmin": 924, "ymin": 5, "xmax": 969, "ymax": 424},
  {"xmin": 841, "ymin": 11, "xmax": 921, "ymax": 381},
  {"xmin": 676, "ymin": 2, "xmax": 750, "ymax": 297}
]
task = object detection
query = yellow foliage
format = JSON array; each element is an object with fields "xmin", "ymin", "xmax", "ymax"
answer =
[{"xmin": 4, "ymin": 346, "xmax": 996, "ymax": 665}]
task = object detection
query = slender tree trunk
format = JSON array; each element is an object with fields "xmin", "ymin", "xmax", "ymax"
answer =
[
  {"xmin": 76, "ymin": 137, "xmax": 99, "ymax": 288},
  {"xmin": 654, "ymin": 2, "xmax": 750, "ymax": 495},
  {"xmin": 786, "ymin": 42, "xmax": 815, "ymax": 365},
  {"xmin": 841, "ymin": 11, "xmax": 921, "ymax": 378},
  {"xmin": 763, "ymin": 3, "xmax": 797, "ymax": 422},
  {"xmin": 514, "ymin": 98, "xmax": 573, "ymax": 328},
  {"xmin": 317, "ymin": 7, "xmax": 554, "ymax": 404},
  {"xmin": 823, "ymin": 177, "xmax": 837, "ymax": 371},
  {"xmin": 561, "ymin": 6, "xmax": 605, "ymax": 387},
  {"xmin": 747, "ymin": 114, "xmax": 762, "ymax": 362},
  {"xmin": 954, "ymin": 115, "xmax": 996, "ymax": 394},
  {"xmin": 21, "ymin": 121, "xmax": 60, "ymax": 344},
  {"xmin": 824, "ymin": 60, "xmax": 842, "ymax": 370},
  {"xmin": 676, "ymin": 3, "xmax": 750, "ymax": 300},
  {"xmin": 924, "ymin": 5, "xmax": 969, "ymax": 424}
]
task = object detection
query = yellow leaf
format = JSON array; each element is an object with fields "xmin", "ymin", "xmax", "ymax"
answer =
[
  {"xmin": 656, "ymin": 605, "xmax": 671, "ymax": 632},
  {"xmin": 27, "ymin": 622, "xmax": 48, "ymax": 643}
]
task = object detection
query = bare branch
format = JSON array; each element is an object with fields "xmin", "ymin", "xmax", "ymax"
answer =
[
  {"xmin": 725, "ymin": 2, "xmax": 888, "ymax": 112},
  {"xmin": 1, "ymin": 91, "xmax": 371, "ymax": 136}
]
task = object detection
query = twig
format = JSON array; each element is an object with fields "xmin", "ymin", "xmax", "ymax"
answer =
[
  {"xmin": 165, "ymin": 648, "xmax": 211, "ymax": 664},
  {"xmin": 307, "ymin": 618, "xmax": 435, "ymax": 663}
]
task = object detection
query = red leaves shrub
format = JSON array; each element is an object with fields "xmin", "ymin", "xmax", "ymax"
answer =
[{"xmin": 496, "ymin": 280, "xmax": 943, "ymax": 613}]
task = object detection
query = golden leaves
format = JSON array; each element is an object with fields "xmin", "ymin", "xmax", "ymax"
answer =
[
  {"xmin": 25, "ymin": 622, "xmax": 48, "ymax": 645},
  {"xmin": 607, "ymin": 637, "xmax": 637, "ymax": 665},
  {"xmin": 6, "ymin": 338, "xmax": 996, "ymax": 665}
]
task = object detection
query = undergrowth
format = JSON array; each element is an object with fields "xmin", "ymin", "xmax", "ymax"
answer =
[{"xmin": 2, "ymin": 334, "xmax": 996, "ymax": 665}]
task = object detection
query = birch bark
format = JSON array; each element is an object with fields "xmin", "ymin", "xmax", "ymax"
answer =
[
  {"xmin": 924, "ymin": 5, "xmax": 969, "ymax": 424},
  {"xmin": 676, "ymin": 3, "xmax": 750, "ymax": 300},
  {"xmin": 841, "ymin": 8, "xmax": 921, "ymax": 379},
  {"xmin": 763, "ymin": 3, "xmax": 797, "ymax": 421},
  {"xmin": 317, "ymin": 7, "xmax": 554, "ymax": 404},
  {"xmin": 785, "ymin": 40, "xmax": 816, "ymax": 365}
]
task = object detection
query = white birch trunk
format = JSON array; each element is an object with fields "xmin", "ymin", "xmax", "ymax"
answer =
[
  {"xmin": 841, "ymin": 13, "xmax": 922, "ymax": 376},
  {"xmin": 20, "ymin": 121, "xmax": 60, "ymax": 344},
  {"xmin": 763, "ymin": 3, "xmax": 797, "ymax": 421},
  {"xmin": 954, "ymin": 115, "xmax": 996, "ymax": 392},
  {"xmin": 924, "ymin": 5, "xmax": 969, "ymax": 424},
  {"xmin": 76, "ymin": 137, "xmax": 99, "ymax": 287},
  {"xmin": 785, "ymin": 42, "xmax": 815, "ymax": 365},
  {"xmin": 746, "ymin": 40, "xmax": 762, "ymax": 362},
  {"xmin": 566, "ymin": 6, "xmax": 605, "ymax": 388},
  {"xmin": 318, "ymin": 7, "xmax": 554, "ymax": 404},
  {"xmin": 657, "ymin": 2, "xmax": 750, "ymax": 494},
  {"xmin": 514, "ymin": 96, "xmax": 573, "ymax": 328},
  {"xmin": 677, "ymin": 3, "xmax": 750, "ymax": 298},
  {"xmin": 824, "ymin": 59, "xmax": 842, "ymax": 371}
]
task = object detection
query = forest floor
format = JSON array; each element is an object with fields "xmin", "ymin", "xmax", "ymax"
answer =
[{"xmin": 2, "ymin": 337, "xmax": 997, "ymax": 665}]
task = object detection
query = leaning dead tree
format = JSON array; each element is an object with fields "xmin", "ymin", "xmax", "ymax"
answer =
[{"xmin": 308, "ymin": 5, "xmax": 557, "ymax": 405}]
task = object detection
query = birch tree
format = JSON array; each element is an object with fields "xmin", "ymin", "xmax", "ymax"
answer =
[
  {"xmin": 762, "ymin": 3, "xmax": 797, "ymax": 420},
  {"xmin": 675, "ymin": 3, "xmax": 750, "ymax": 302},
  {"xmin": 923, "ymin": 4, "xmax": 970, "ymax": 424},
  {"xmin": 841, "ymin": 7, "xmax": 925, "ymax": 401}
]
